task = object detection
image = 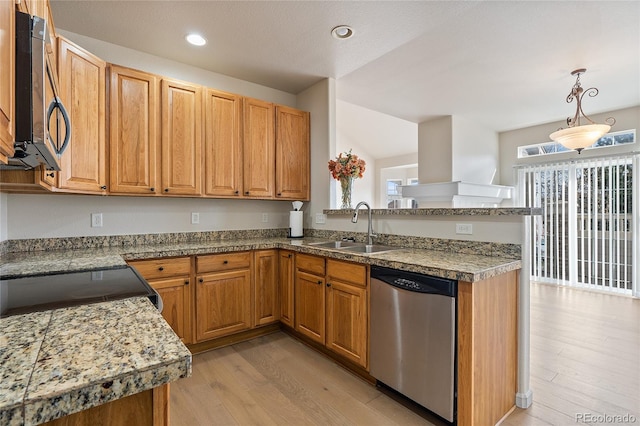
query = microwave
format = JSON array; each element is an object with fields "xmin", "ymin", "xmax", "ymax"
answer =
[{"xmin": 2, "ymin": 10, "xmax": 70, "ymax": 171}]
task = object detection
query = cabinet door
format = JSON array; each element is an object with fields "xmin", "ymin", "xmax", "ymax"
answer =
[
  {"xmin": 109, "ymin": 65, "xmax": 159, "ymax": 194},
  {"xmin": 242, "ymin": 97, "xmax": 274, "ymax": 198},
  {"xmin": 326, "ymin": 280, "xmax": 368, "ymax": 368},
  {"xmin": 204, "ymin": 89, "xmax": 242, "ymax": 197},
  {"xmin": 254, "ymin": 250, "xmax": 279, "ymax": 326},
  {"xmin": 278, "ymin": 250, "xmax": 295, "ymax": 328},
  {"xmin": 294, "ymin": 270, "xmax": 325, "ymax": 344},
  {"xmin": 195, "ymin": 269, "xmax": 251, "ymax": 341},
  {"xmin": 161, "ymin": 78, "xmax": 202, "ymax": 196},
  {"xmin": 57, "ymin": 37, "xmax": 107, "ymax": 193},
  {"xmin": 149, "ymin": 276, "xmax": 192, "ymax": 344},
  {"xmin": 275, "ymin": 106, "xmax": 309, "ymax": 200},
  {"xmin": 0, "ymin": 0, "xmax": 15, "ymax": 163}
]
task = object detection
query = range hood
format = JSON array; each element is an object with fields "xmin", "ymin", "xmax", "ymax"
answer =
[{"xmin": 400, "ymin": 181, "xmax": 513, "ymax": 208}]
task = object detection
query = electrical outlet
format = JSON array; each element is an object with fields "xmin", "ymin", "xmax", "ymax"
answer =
[
  {"xmin": 91, "ymin": 213, "xmax": 103, "ymax": 228},
  {"xmin": 315, "ymin": 213, "xmax": 326, "ymax": 224},
  {"xmin": 191, "ymin": 212, "xmax": 200, "ymax": 224},
  {"xmin": 262, "ymin": 213, "xmax": 269, "ymax": 223},
  {"xmin": 456, "ymin": 223, "xmax": 473, "ymax": 235}
]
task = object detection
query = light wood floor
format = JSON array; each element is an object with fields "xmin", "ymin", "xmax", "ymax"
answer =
[{"xmin": 171, "ymin": 283, "xmax": 640, "ymax": 426}]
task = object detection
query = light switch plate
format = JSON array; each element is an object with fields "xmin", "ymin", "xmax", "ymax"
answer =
[
  {"xmin": 262, "ymin": 213, "xmax": 269, "ymax": 223},
  {"xmin": 191, "ymin": 212, "xmax": 200, "ymax": 224},
  {"xmin": 315, "ymin": 213, "xmax": 326, "ymax": 224}
]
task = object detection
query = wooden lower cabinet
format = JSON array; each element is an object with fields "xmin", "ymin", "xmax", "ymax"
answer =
[
  {"xmin": 293, "ymin": 254, "xmax": 369, "ymax": 369},
  {"xmin": 294, "ymin": 269, "xmax": 325, "ymax": 344},
  {"xmin": 128, "ymin": 257, "xmax": 192, "ymax": 344},
  {"xmin": 41, "ymin": 384, "xmax": 169, "ymax": 426},
  {"xmin": 253, "ymin": 250, "xmax": 279, "ymax": 326},
  {"xmin": 278, "ymin": 250, "xmax": 295, "ymax": 327},
  {"xmin": 326, "ymin": 259, "xmax": 368, "ymax": 369},
  {"xmin": 195, "ymin": 252, "xmax": 252, "ymax": 341}
]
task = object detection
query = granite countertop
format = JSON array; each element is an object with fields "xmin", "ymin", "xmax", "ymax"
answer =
[
  {"xmin": 0, "ymin": 298, "xmax": 192, "ymax": 426},
  {"xmin": 0, "ymin": 237, "xmax": 521, "ymax": 282}
]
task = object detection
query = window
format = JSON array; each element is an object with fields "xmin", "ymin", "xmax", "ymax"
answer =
[{"xmin": 517, "ymin": 129, "xmax": 636, "ymax": 159}]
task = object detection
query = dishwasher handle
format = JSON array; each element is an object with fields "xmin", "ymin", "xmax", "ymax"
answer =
[{"xmin": 371, "ymin": 266, "xmax": 456, "ymax": 297}]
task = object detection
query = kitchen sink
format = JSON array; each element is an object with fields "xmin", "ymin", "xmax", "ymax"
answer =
[
  {"xmin": 306, "ymin": 241, "xmax": 362, "ymax": 249},
  {"xmin": 341, "ymin": 244, "xmax": 399, "ymax": 254}
]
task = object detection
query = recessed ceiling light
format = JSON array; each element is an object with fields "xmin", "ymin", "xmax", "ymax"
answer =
[
  {"xmin": 331, "ymin": 25, "xmax": 354, "ymax": 40},
  {"xmin": 185, "ymin": 33, "xmax": 207, "ymax": 46}
]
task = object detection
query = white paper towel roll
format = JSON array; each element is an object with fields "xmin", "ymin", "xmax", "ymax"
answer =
[{"xmin": 289, "ymin": 211, "xmax": 303, "ymax": 238}]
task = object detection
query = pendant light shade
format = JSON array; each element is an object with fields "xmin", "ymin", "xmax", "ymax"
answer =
[{"xmin": 549, "ymin": 69, "xmax": 615, "ymax": 154}]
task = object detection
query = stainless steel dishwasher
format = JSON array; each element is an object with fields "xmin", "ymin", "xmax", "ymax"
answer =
[{"xmin": 370, "ymin": 266, "xmax": 457, "ymax": 423}]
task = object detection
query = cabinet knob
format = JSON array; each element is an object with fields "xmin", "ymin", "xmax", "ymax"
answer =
[
  {"xmin": 184, "ymin": 280, "xmax": 189, "ymax": 285},
  {"xmin": 150, "ymin": 187, "xmax": 155, "ymax": 192},
  {"xmin": 245, "ymin": 191, "xmax": 249, "ymax": 195},
  {"xmin": 317, "ymin": 280, "xmax": 322, "ymax": 285},
  {"xmin": 234, "ymin": 190, "xmax": 239, "ymax": 195},
  {"xmin": 223, "ymin": 260, "xmax": 228, "ymax": 264},
  {"xmin": 46, "ymin": 172, "xmax": 55, "ymax": 178},
  {"xmin": 199, "ymin": 278, "xmax": 204, "ymax": 283},
  {"xmin": 158, "ymin": 267, "xmax": 164, "ymax": 271},
  {"xmin": 287, "ymin": 254, "xmax": 292, "ymax": 258},
  {"xmin": 326, "ymin": 282, "xmax": 331, "ymax": 287},
  {"xmin": 100, "ymin": 185, "xmax": 107, "ymax": 190},
  {"xmin": 277, "ymin": 193, "xmax": 282, "ymax": 196},
  {"xmin": 164, "ymin": 188, "xmax": 169, "ymax": 193}
]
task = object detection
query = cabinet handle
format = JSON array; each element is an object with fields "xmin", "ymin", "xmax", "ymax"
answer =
[
  {"xmin": 164, "ymin": 188, "xmax": 169, "ymax": 193},
  {"xmin": 199, "ymin": 278, "xmax": 204, "ymax": 283},
  {"xmin": 223, "ymin": 260, "xmax": 228, "ymax": 264},
  {"xmin": 150, "ymin": 187, "xmax": 155, "ymax": 192},
  {"xmin": 100, "ymin": 185, "xmax": 107, "ymax": 190},
  {"xmin": 158, "ymin": 267, "xmax": 164, "ymax": 271},
  {"xmin": 184, "ymin": 280, "xmax": 189, "ymax": 285},
  {"xmin": 326, "ymin": 282, "xmax": 331, "ymax": 287},
  {"xmin": 46, "ymin": 172, "xmax": 55, "ymax": 177}
]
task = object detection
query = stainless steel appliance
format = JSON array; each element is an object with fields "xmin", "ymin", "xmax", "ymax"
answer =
[
  {"xmin": 2, "ymin": 10, "xmax": 70, "ymax": 170},
  {"xmin": 370, "ymin": 266, "xmax": 457, "ymax": 423},
  {"xmin": 0, "ymin": 266, "xmax": 162, "ymax": 317}
]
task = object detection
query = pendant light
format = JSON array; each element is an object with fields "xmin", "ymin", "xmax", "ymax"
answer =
[{"xmin": 549, "ymin": 68, "xmax": 615, "ymax": 153}]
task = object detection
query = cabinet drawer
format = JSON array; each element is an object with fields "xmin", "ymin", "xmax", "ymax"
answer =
[
  {"xmin": 197, "ymin": 251, "xmax": 252, "ymax": 273},
  {"xmin": 327, "ymin": 259, "xmax": 367, "ymax": 288},
  {"xmin": 129, "ymin": 257, "xmax": 191, "ymax": 280},
  {"xmin": 296, "ymin": 253, "xmax": 325, "ymax": 276}
]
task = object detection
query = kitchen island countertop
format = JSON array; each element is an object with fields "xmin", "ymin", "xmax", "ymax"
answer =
[
  {"xmin": 0, "ymin": 237, "xmax": 521, "ymax": 283},
  {"xmin": 0, "ymin": 297, "xmax": 191, "ymax": 426}
]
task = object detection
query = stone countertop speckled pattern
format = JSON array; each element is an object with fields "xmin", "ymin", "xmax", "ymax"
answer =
[
  {"xmin": 1, "ymin": 237, "xmax": 520, "ymax": 282},
  {"xmin": 324, "ymin": 207, "xmax": 542, "ymax": 216},
  {"xmin": 0, "ymin": 298, "xmax": 192, "ymax": 426}
]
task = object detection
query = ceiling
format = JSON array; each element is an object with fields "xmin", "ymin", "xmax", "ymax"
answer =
[{"xmin": 50, "ymin": 1, "xmax": 639, "ymax": 148}]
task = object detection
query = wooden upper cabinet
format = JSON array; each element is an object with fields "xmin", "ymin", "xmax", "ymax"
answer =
[
  {"xmin": 203, "ymin": 89, "xmax": 242, "ymax": 197},
  {"xmin": 275, "ymin": 106, "xmax": 310, "ymax": 201},
  {"xmin": 0, "ymin": 0, "xmax": 15, "ymax": 163},
  {"xmin": 109, "ymin": 65, "xmax": 159, "ymax": 194},
  {"xmin": 242, "ymin": 97, "xmax": 274, "ymax": 198},
  {"xmin": 161, "ymin": 78, "xmax": 202, "ymax": 196},
  {"xmin": 57, "ymin": 37, "xmax": 107, "ymax": 193}
]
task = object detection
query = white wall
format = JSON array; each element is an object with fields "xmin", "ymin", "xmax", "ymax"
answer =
[
  {"xmin": 336, "ymin": 100, "xmax": 417, "ymax": 208},
  {"xmin": 0, "ymin": 192, "xmax": 7, "ymax": 242},
  {"xmin": 452, "ymin": 116, "xmax": 499, "ymax": 184},
  {"xmin": 499, "ymin": 106, "xmax": 640, "ymax": 187},
  {"xmin": 418, "ymin": 116, "xmax": 453, "ymax": 183},
  {"xmin": 6, "ymin": 195, "xmax": 291, "ymax": 239}
]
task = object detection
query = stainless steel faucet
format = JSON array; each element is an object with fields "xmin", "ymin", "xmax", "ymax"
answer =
[{"xmin": 352, "ymin": 201, "xmax": 377, "ymax": 245}]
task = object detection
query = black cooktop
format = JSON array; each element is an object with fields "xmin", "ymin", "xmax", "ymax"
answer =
[{"xmin": 0, "ymin": 266, "xmax": 160, "ymax": 318}]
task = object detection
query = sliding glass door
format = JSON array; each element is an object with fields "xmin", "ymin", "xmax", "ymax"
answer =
[{"xmin": 519, "ymin": 154, "xmax": 638, "ymax": 295}]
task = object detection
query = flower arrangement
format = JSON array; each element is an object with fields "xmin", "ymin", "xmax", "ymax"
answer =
[
  {"xmin": 327, "ymin": 149, "xmax": 366, "ymax": 180},
  {"xmin": 328, "ymin": 149, "xmax": 366, "ymax": 209}
]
